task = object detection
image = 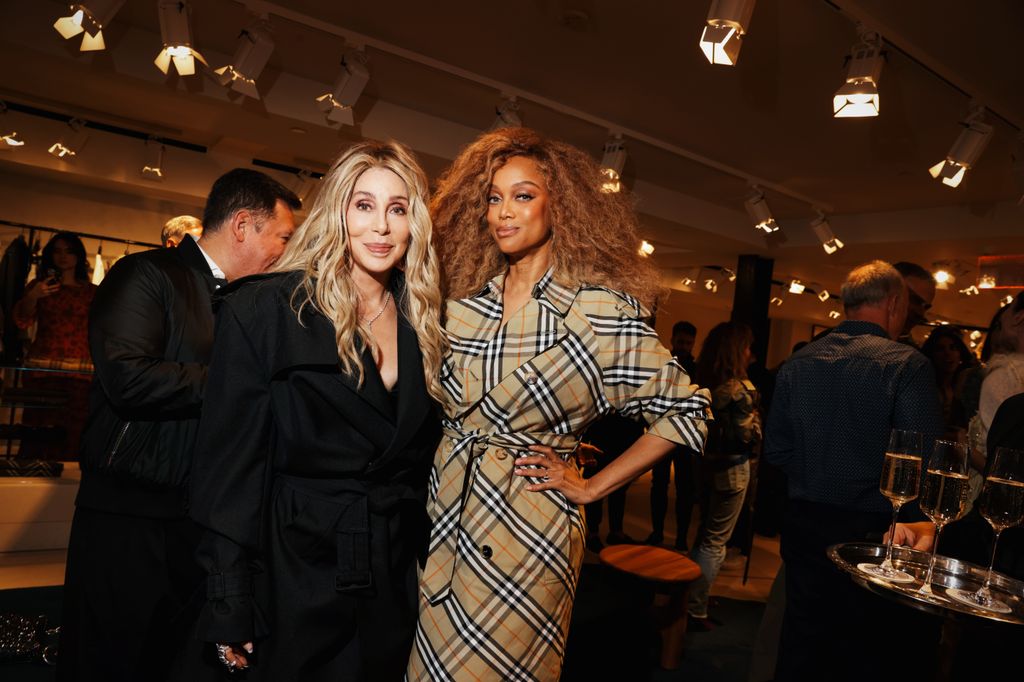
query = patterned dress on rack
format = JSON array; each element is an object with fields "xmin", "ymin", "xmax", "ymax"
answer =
[{"xmin": 408, "ymin": 270, "xmax": 710, "ymax": 681}]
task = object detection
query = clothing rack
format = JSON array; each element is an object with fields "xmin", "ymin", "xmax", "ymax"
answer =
[{"xmin": 0, "ymin": 219, "xmax": 162, "ymax": 251}]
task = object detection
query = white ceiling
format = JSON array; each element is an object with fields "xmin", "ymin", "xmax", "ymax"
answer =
[{"xmin": 0, "ymin": 0, "xmax": 1021, "ymax": 327}]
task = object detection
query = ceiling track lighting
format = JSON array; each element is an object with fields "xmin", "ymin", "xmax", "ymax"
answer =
[
  {"xmin": 788, "ymin": 279, "xmax": 805, "ymax": 295},
  {"xmin": 1002, "ymin": 295, "xmax": 1016, "ymax": 307},
  {"xmin": 492, "ymin": 95, "xmax": 522, "ymax": 129},
  {"xmin": 978, "ymin": 274, "xmax": 997, "ymax": 289},
  {"xmin": 48, "ymin": 118, "xmax": 88, "ymax": 160},
  {"xmin": 770, "ymin": 296, "xmax": 783, "ymax": 307},
  {"xmin": 721, "ymin": 267, "xmax": 736, "ymax": 282},
  {"xmin": 316, "ymin": 50, "xmax": 370, "ymax": 127},
  {"xmin": 929, "ymin": 106, "xmax": 993, "ymax": 189},
  {"xmin": 215, "ymin": 21, "xmax": 275, "ymax": 99},
  {"xmin": 155, "ymin": 0, "xmax": 207, "ymax": 76},
  {"xmin": 0, "ymin": 102, "xmax": 24, "ymax": 150},
  {"xmin": 599, "ymin": 135, "xmax": 626, "ymax": 193},
  {"xmin": 699, "ymin": 0, "xmax": 756, "ymax": 66},
  {"xmin": 817, "ymin": 289, "xmax": 831, "ymax": 302},
  {"xmin": 744, "ymin": 187, "xmax": 779, "ymax": 233},
  {"xmin": 828, "ymin": 310, "xmax": 842, "ymax": 320},
  {"xmin": 959, "ymin": 285, "xmax": 980, "ymax": 296},
  {"xmin": 833, "ymin": 27, "xmax": 884, "ymax": 118},
  {"xmin": 53, "ymin": 0, "xmax": 125, "ymax": 52},
  {"xmin": 810, "ymin": 212, "xmax": 844, "ymax": 254},
  {"xmin": 638, "ymin": 240, "xmax": 655, "ymax": 257},
  {"xmin": 141, "ymin": 138, "xmax": 164, "ymax": 180},
  {"xmin": 704, "ymin": 276, "xmax": 719, "ymax": 293}
]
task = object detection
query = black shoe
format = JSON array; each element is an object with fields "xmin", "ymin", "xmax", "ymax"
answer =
[
  {"xmin": 585, "ymin": 535, "xmax": 604, "ymax": 553},
  {"xmin": 605, "ymin": 531, "xmax": 637, "ymax": 545},
  {"xmin": 644, "ymin": 532, "xmax": 664, "ymax": 546},
  {"xmin": 674, "ymin": 541, "xmax": 689, "ymax": 553}
]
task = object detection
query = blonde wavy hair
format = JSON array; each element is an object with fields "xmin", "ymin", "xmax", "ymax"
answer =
[
  {"xmin": 274, "ymin": 141, "xmax": 446, "ymax": 402},
  {"xmin": 432, "ymin": 127, "xmax": 662, "ymax": 308}
]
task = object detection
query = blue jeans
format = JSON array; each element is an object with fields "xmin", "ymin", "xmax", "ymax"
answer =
[{"xmin": 688, "ymin": 460, "xmax": 750, "ymax": 618}]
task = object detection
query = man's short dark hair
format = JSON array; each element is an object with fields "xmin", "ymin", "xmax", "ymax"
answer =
[
  {"xmin": 893, "ymin": 261, "xmax": 934, "ymax": 283},
  {"xmin": 672, "ymin": 321, "xmax": 696, "ymax": 337},
  {"xmin": 201, "ymin": 168, "xmax": 301, "ymax": 234}
]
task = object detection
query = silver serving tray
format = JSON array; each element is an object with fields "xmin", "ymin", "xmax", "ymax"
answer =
[{"xmin": 828, "ymin": 542, "xmax": 1024, "ymax": 625}]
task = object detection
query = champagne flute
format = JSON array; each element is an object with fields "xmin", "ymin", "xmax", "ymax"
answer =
[
  {"xmin": 949, "ymin": 446, "xmax": 1024, "ymax": 613},
  {"xmin": 859, "ymin": 429, "xmax": 924, "ymax": 583},
  {"xmin": 916, "ymin": 440, "xmax": 970, "ymax": 595}
]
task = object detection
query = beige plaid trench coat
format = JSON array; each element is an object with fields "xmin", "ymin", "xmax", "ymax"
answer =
[{"xmin": 408, "ymin": 271, "xmax": 710, "ymax": 681}]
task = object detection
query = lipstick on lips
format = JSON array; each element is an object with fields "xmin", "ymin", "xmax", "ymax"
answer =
[
  {"xmin": 364, "ymin": 243, "xmax": 393, "ymax": 256},
  {"xmin": 494, "ymin": 224, "xmax": 518, "ymax": 239}
]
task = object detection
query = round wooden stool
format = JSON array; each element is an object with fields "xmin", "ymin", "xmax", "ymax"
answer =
[{"xmin": 598, "ymin": 544, "xmax": 702, "ymax": 670}]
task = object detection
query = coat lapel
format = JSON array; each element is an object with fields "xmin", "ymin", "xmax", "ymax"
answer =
[{"xmin": 370, "ymin": 312, "xmax": 431, "ymax": 469}]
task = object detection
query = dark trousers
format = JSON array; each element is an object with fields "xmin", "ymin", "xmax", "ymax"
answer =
[
  {"xmin": 584, "ymin": 486, "xmax": 628, "ymax": 535},
  {"xmin": 775, "ymin": 500, "xmax": 939, "ymax": 682},
  {"xmin": 649, "ymin": 447, "xmax": 696, "ymax": 548},
  {"xmin": 58, "ymin": 507, "xmax": 205, "ymax": 682}
]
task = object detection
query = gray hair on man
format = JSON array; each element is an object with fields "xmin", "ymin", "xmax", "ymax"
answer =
[
  {"xmin": 841, "ymin": 260, "xmax": 905, "ymax": 312},
  {"xmin": 161, "ymin": 215, "xmax": 203, "ymax": 247}
]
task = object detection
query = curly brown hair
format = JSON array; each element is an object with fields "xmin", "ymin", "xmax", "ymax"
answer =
[{"xmin": 432, "ymin": 127, "xmax": 662, "ymax": 308}]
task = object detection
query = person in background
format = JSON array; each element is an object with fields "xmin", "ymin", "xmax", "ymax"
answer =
[
  {"xmin": 764, "ymin": 260, "xmax": 942, "ymax": 682},
  {"xmin": 893, "ymin": 261, "xmax": 936, "ymax": 344},
  {"xmin": 687, "ymin": 321, "xmax": 761, "ymax": 626},
  {"xmin": 646, "ymin": 320, "xmax": 700, "ymax": 550},
  {"xmin": 59, "ymin": 170, "xmax": 299, "ymax": 682},
  {"xmin": 920, "ymin": 325, "xmax": 977, "ymax": 438},
  {"xmin": 582, "ymin": 414, "xmax": 645, "ymax": 551},
  {"xmin": 161, "ymin": 215, "xmax": 204, "ymax": 248},
  {"xmin": 12, "ymin": 231, "xmax": 96, "ymax": 460}
]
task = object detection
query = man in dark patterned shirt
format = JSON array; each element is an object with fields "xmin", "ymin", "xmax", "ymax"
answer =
[{"xmin": 765, "ymin": 260, "xmax": 943, "ymax": 682}]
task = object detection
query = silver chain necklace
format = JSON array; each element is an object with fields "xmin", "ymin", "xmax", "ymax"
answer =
[{"xmin": 361, "ymin": 290, "xmax": 392, "ymax": 328}]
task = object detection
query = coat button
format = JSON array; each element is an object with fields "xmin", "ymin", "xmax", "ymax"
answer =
[
  {"xmin": 481, "ymin": 545, "xmax": 493, "ymax": 559},
  {"xmin": 524, "ymin": 372, "xmax": 539, "ymax": 386},
  {"xmin": 496, "ymin": 448, "xmax": 509, "ymax": 460}
]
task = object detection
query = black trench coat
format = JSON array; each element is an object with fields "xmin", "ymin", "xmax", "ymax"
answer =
[{"xmin": 185, "ymin": 271, "xmax": 440, "ymax": 682}]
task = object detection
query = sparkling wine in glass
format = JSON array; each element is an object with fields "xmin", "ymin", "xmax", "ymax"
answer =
[
  {"xmin": 949, "ymin": 446, "xmax": 1024, "ymax": 613},
  {"xmin": 859, "ymin": 429, "xmax": 923, "ymax": 583},
  {"xmin": 917, "ymin": 440, "xmax": 970, "ymax": 594}
]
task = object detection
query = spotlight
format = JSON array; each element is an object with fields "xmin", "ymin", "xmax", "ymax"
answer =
[
  {"xmin": 155, "ymin": 0, "xmax": 207, "ymax": 76},
  {"xmin": 770, "ymin": 296, "xmax": 783, "ymax": 306},
  {"xmin": 316, "ymin": 50, "xmax": 370, "ymax": 127},
  {"xmin": 492, "ymin": 96, "xmax": 522, "ymax": 129},
  {"xmin": 817, "ymin": 289, "xmax": 830, "ymax": 302},
  {"xmin": 599, "ymin": 135, "xmax": 626, "ymax": 193},
  {"xmin": 970, "ymin": 330, "xmax": 983, "ymax": 340},
  {"xmin": 681, "ymin": 275, "xmax": 697, "ymax": 287},
  {"xmin": 53, "ymin": 0, "xmax": 124, "ymax": 51},
  {"xmin": 48, "ymin": 118, "xmax": 88, "ymax": 160},
  {"xmin": 959, "ymin": 285, "xmax": 980, "ymax": 296},
  {"xmin": 215, "ymin": 21, "xmax": 274, "ymax": 99},
  {"xmin": 721, "ymin": 267, "xmax": 737, "ymax": 282},
  {"xmin": 833, "ymin": 28, "xmax": 884, "ymax": 118},
  {"xmin": 933, "ymin": 269, "xmax": 954, "ymax": 286},
  {"xmin": 810, "ymin": 213, "xmax": 844, "ymax": 254},
  {"xmin": 141, "ymin": 139, "xmax": 164, "ymax": 180},
  {"xmin": 929, "ymin": 108, "xmax": 992, "ymax": 188},
  {"xmin": 744, "ymin": 188, "xmax": 779, "ymax": 233},
  {"xmin": 0, "ymin": 102, "xmax": 24, "ymax": 149},
  {"xmin": 639, "ymin": 240, "xmax": 655, "ymax": 257},
  {"xmin": 699, "ymin": 0, "xmax": 756, "ymax": 66},
  {"xmin": 788, "ymin": 279, "xmax": 805, "ymax": 295},
  {"xmin": 978, "ymin": 274, "xmax": 997, "ymax": 289},
  {"xmin": 704, "ymin": 278, "xmax": 719, "ymax": 293},
  {"xmin": 828, "ymin": 310, "xmax": 841, "ymax": 320},
  {"xmin": 1001, "ymin": 295, "xmax": 1015, "ymax": 307}
]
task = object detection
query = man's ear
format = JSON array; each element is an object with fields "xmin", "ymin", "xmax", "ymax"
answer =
[{"xmin": 229, "ymin": 209, "xmax": 252, "ymax": 243}]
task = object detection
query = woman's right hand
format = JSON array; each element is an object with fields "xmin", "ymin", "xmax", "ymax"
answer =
[
  {"xmin": 216, "ymin": 642, "xmax": 253, "ymax": 671},
  {"xmin": 884, "ymin": 521, "xmax": 935, "ymax": 552},
  {"xmin": 27, "ymin": 279, "xmax": 60, "ymax": 301}
]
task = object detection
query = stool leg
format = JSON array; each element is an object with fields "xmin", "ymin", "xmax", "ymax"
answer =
[{"xmin": 653, "ymin": 584, "xmax": 691, "ymax": 669}]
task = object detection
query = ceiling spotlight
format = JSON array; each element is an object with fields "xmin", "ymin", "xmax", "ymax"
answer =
[
  {"xmin": 699, "ymin": 0, "xmax": 756, "ymax": 66},
  {"xmin": 828, "ymin": 310, "xmax": 842, "ymax": 320},
  {"xmin": 141, "ymin": 139, "xmax": 164, "ymax": 180},
  {"xmin": 316, "ymin": 50, "xmax": 370, "ymax": 127},
  {"xmin": 788, "ymin": 279, "xmax": 805, "ymax": 295},
  {"xmin": 53, "ymin": 0, "xmax": 125, "ymax": 51},
  {"xmin": 817, "ymin": 289, "xmax": 830, "ymax": 302},
  {"xmin": 721, "ymin": 267, "xmax": 737, "ymax": 282},
  {"xmin": 810, "ymin": 213, "xmax": 844, "ymax": 254},
  {"xmin": 681, "ymin": 275, "xmax": 697, "ymax": 287},
  {"xmin": 47, "ymin": 118, "xmax": 88, "ymax": 160},
  {"xmin": 978, "ymin": 274, "xmax": 997, "ymax": 289},
  {"xmin": 155, "ymin": 0, "xmax": 206, "ymax": 76},
  {"xmin": 959, "ymin": 285, "xmax": 980, "ymax": 296},
  {"xmin": 1001, "ymin": 295, "xmax": 1015, "ymax": 307},
  {"xmin": 704, "ymin": 278, "xmax": 719, "ymax": 293},
  {"xmin": 745, "ymin": 188, "xmax": 779, "ymax": 233},
  {"xmin": 215, "ymin": 21, "xmax": 274, "ymax": 99},
  {"xmin": 929, "ymin": 108, "xmax": 992, "ymax": 188},
  {"xmin": 770, "ymin": 296, "xmax": 783, "ymax": 306},
  {"xmin": 492, "ymin": 96, "xmax": 522, "ymax": 129},
  {"xmin": 833, "ymin": 28, "xmax": 884, "ymax": 118},
  {"xmin": 0, "ymin": 102, "xmax": 24, "ymax": 149},
  {"xmin": 599, "ymin": 135, "xmax": 626, "ymax": 193},
  {"xmin": 639, "ymin": 240, "xmax": 655, "ymax": 257},
  {"xmin": 933, "ymin": 269, "xmax": 954, "ymax": 286}
]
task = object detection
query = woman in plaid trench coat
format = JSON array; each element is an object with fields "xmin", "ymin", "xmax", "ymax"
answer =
[{"xmin": 407, "ymin": 128, "xmax": 711, "ymax": 681}]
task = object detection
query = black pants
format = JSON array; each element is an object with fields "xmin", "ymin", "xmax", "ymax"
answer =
[
  {"xmin": 58, "ymin": 507, "xmax": 205, "ymax": 682},
  {"xmin": 649, "ymin": 447, "xmax": 696, "ymax": 548},
  {"xmin": 775, "ymin": 500, "xmax": 939, "ymax": 682}
]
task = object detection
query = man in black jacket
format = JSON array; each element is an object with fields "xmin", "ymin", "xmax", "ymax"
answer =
[{"xmin": 58, "ymin": 169, "xmax": 300, "ymax": 682}]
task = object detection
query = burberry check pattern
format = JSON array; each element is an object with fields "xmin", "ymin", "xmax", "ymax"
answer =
[{"xmin": 408, "ymin": 270, "xmax": 711, "ymax": 681}]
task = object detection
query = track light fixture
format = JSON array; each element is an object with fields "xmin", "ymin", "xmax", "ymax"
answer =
[
  {"xmin": 53, "ymin": 0, "xmax": 125, "ymax": 51},
  {"xmin": 833, "ymin": 27, "xmax": 884, "ymax": 118},
  {"xmin": 0, "ymin": 103, "xmax": 24, "ymax": 149},
  {"xmin": 316, "ymin": 50, "xmax": 370, "ymax": 127},
  {"xmin": 599, "ymin": 135, "xmax": 626, "ymax": 193},
  {"xmin": 699, "ymin": 0, "xmax": 756, "ymax": 66},
  {"xmin": 810, "ymin": 213, "xmax": 844, "ymax": 254},
  {"xmin": 828, "ymin": 310, "xmax": 842, "ymax": 320},
  {"xmin": 978, "ymin": 274, "xmax": 997, "ymax": 289},
  {"xmin": 744, "ymin": 187, "xmax": 779, "ymax": 233},
  {"xmin": 155, "ymin": 0, "xmax": 206, "ymax": 76},
  {"xmin": 929, "ymin": 107, "xmax": 992, "ymax": 189},
  {"xmin": 639, "ymin": 240, "xmax": 655, "ymax": 257},
  {"xmin": 215, "ymin": 21, "xmax": 275, "ymax": 99},
  {"xmin": 770, "ymin": 296, "xmax": 783, "ymax": 307},
  {"xmin": 1002, "ymin": 295, "xmax": 1015, "ymax": 307},
  {"xmin": 492, "ymin": 96, "xmax": 522, "ymax": 129},
  {"xmin": 788, "ymin": 279, "xmax": 805, "ymax": 295},
  {"xmin": 721, "ymin": 267, "xmax": 737, "ymax": 282},
  {"xmin": 704, "ymin": 277, "xmax": 719, "ymax": 293},
  {"xmin": 817, "ymin": 289, "xmax": 830, "ymax": 302},
  {"xmin": 48, "ymin": 118, "xmax": 88, "ymax": 160},
  {"xmin": 141, "ymin": 139, "xmax": 164, "ymax": 180},
  {"xmin": 959, "ymin": 285, "xmax": 980, "ymax": 296}
]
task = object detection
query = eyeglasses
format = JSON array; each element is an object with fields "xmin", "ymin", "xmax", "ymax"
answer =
[{"xmin": 908, "ymin": 289, "xmax": 932, "ymax": 312}]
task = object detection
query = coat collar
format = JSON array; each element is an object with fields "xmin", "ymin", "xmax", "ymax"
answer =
[
  {"xmin": 175, "ymin": 231, "xmax": 220, "ymax": 285},
  {"xmin": 475, "ymin": 267, "xmax": 580, "ymax": 318}
]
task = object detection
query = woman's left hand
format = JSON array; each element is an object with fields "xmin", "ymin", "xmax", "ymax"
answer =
[{"xmin": 515, "ymin": 445, "xmax": 594, "ymax": 505}]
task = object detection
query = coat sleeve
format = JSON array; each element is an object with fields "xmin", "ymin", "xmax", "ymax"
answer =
[
  {"xmin": 586, "ymin": 290, "xmax": 711, "ymax": 454},
  {"xmin": 189, "ymin": 297, "xmax": 273, "ymax": 643},
  {"xmin": 89, "ymin": 257, "xmax": 206, "ymax": 413}
]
